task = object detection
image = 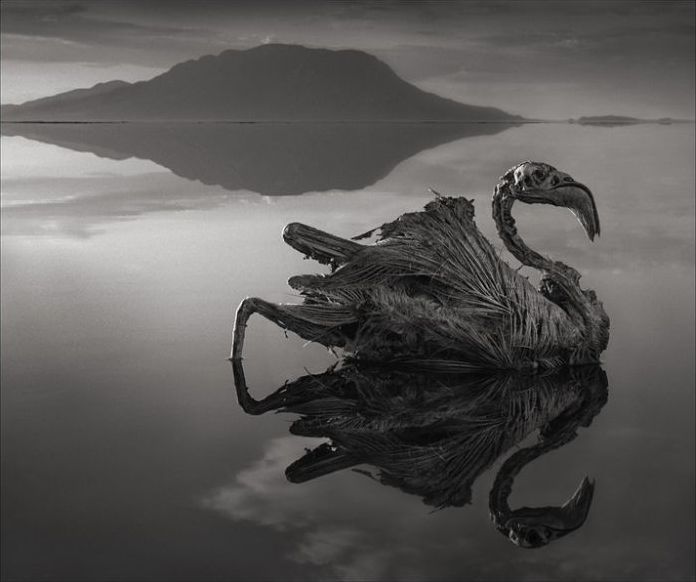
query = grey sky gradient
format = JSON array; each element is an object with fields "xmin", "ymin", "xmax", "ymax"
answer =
[{"xmin": 1, "ymin": 0, "xmax": 694, "ymax": 119}]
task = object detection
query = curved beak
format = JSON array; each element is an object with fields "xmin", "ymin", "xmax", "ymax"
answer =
[
  {"xmin": 558, "ymin": 475, "xmax": 596, "ymax": 527},
  {"xmin": 285, "ymin": 442, "xmax": 359, "ymax": 483},
  {"xmin": 515, "ymin": 176, "xmax": 601, "ymax": 241},
  {"xmin": 554, "ymin": 181, "xmax": 601, "ymax": 241},
  {"xmin": 499, "ymin": 475, "xmax": 596, "ymax": 548}
]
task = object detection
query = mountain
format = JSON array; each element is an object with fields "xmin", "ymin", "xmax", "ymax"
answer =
[{"xmin": 0, "ymin": 44, "xmax": 520, "ymax": 122}]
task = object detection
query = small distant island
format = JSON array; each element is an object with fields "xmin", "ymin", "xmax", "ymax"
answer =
[{"xmin": 569, "ymin": 115, "xmax": 686, "ymax": 126}]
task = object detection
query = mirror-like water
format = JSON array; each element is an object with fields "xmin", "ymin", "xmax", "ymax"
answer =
[{"xmin": 1, "ymin": 123, "xmax": 694, "ymax": 581}]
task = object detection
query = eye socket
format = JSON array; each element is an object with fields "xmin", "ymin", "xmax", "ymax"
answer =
[
  {"xmin": 526, "ymin": 530, "xmax": 541, "ymax": 544},
  {"xmin": 533, "ymin": 169, "xmax": 545, "ymax": 181}
]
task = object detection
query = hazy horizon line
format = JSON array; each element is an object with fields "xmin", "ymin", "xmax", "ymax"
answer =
[{"xmin": 2, "ymin": 119, "xmax": 694, "ymax": 124}]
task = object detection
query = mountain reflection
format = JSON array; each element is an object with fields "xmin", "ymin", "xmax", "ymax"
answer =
[
  {"xmin": 1, "ymin": 122, "xmax": 515, "ymax": 196},
  {"xmin": 233, "ymin": 360, "xmax": 608, "ymax": 548}
]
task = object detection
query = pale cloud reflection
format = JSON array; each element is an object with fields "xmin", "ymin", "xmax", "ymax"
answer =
[
  {"xmin": 1, "ymin": 174, "xmax": 238, "ymax": 237},
  {"xmin": 202, "ymin": 436, "xmax": 414, "ymax": 580}
]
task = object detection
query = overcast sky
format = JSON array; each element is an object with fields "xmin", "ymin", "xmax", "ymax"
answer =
[{"xmin": 1, "ymin": 0, "xmax": 694, "ymax": 119}]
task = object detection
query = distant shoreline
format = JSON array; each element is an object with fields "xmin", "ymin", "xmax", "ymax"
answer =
[{"xmin": 1, "ymin": 119, "xmax": 693, "ymax": 125}]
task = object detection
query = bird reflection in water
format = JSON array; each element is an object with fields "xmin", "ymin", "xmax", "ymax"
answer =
[{"xmin": 232, "ymin": 360, "xmax": 607, "ymax": 548}]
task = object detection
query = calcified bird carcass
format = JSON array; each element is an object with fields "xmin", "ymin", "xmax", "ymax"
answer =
[{"xmin": 231, "ymin": 161, "xmax": 609, "ymax": 370}]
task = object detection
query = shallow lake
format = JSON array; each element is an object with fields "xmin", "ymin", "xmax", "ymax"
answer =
[{"xmin": 1, "ymin": 122, "xmax": 694, "ymax": 581}]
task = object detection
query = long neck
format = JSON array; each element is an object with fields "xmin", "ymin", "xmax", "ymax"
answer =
[
  {"xmin": 489, "ymin": 428, "xmax": 578, "ymax": 516},
  {"xmin": 492, "ymin": 185, "xmax": 584, "ymax": 284},
  {"xmin": 491, "ymin": 184, "xmax": 602, "ymax": 343},
  {"xmin": 492, "ymin": 185, "xmax": 555, "ymax": 273},
  {"xmin": 489, "ymin": 368, "xmax": 608, "ymax": 516}
]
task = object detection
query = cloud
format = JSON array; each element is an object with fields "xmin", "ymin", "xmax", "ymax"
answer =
[
  {"xmin": 1, "ymin": 1, "xmax": 190, "ymax": 42},
  {"xmin": 1, "ymin": 0, "xmax": 693, "ymax": 117},
  {"xmin": 0, "ymin": 0, "xmax": 221, "ymax": 70}
]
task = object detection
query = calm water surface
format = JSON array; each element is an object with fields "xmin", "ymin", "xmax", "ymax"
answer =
[{"xmin": 1, "ymin": 123, "xmax": 694, "ymax": 581}]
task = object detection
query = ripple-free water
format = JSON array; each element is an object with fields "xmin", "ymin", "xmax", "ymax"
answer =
[{"xmin": 1, "ymin": 123, "xmax": 694, "ymax": 581}]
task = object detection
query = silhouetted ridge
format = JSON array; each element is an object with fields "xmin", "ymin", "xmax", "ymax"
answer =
[{"xmin": 1, "ymin": 44, "xmax": 520, "ymax": 122}]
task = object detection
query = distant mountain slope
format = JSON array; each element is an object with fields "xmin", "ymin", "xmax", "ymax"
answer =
[{"xmin": 1, "ymin": 44, "xmax": 520, "ymax": 122}]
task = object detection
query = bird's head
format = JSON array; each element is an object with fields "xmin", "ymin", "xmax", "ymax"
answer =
[
  {"xmin": 493, "ymin": 475, "xmax": 596, "ymax": 549},
  {"xmin": 496, "ymin": 161, "xmax": 600, "ymax": 241}
]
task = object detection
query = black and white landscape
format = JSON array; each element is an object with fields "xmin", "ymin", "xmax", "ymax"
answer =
[{"xmin": 1, "ymin": 2, "xmax": 694, "ymax": 582}]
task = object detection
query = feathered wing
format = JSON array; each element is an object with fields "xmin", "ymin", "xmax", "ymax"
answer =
[
  {"xmin": 282, "ymin": 369, "xmax": 587, "ymax": 508},
  {"xmin": 291, "ymin": 196, "xmax": 581, "ymax": 369}
]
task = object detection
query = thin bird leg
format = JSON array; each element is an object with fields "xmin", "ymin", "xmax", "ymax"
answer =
[
  {"xmin": 283, "ymin": 222, "xmax": 364, "ymax": 269},
  {"xmin": 230, "ymin": 357, "xmax": 296, "ymax": 415},
  {"xmin": 230, "ymin": 357, "xmax": 269, "ymax": 415},
  {"xmin": 231, "ymin": 358, "xmax": 344, "ymax": 415},
  {"xmin": 231, "ymin": 297, "xmax": 354, "ymax": 360}
]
